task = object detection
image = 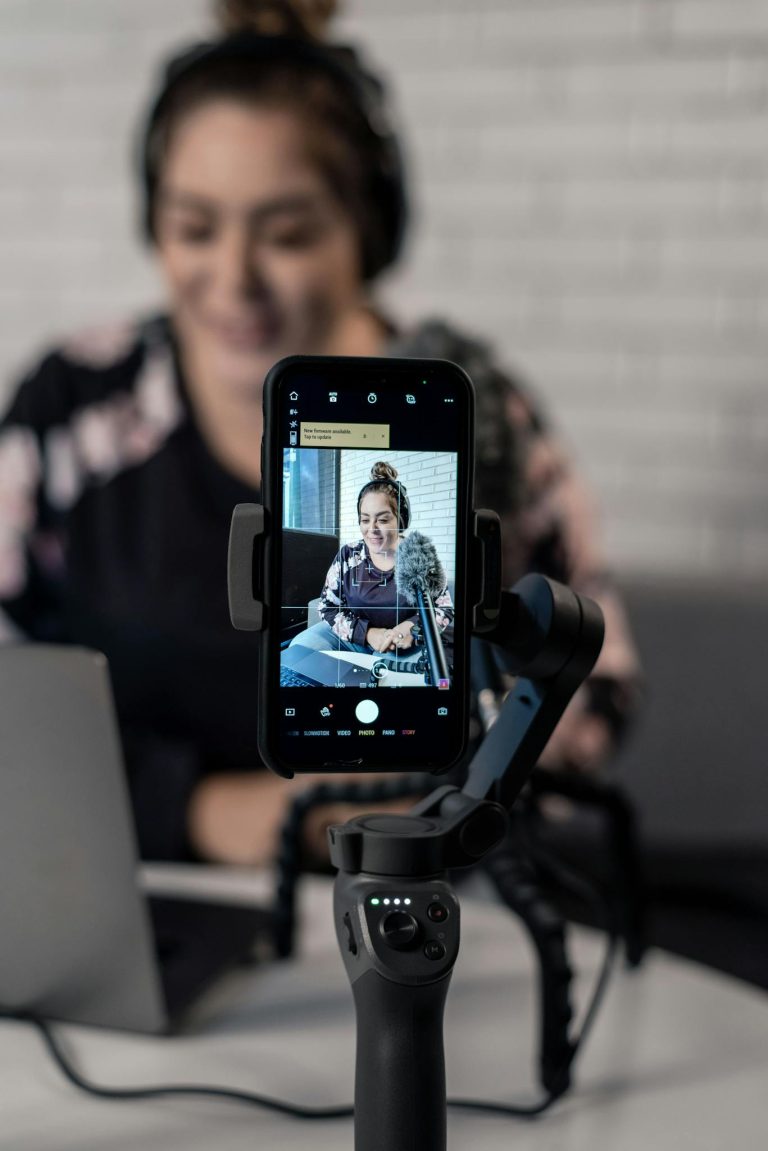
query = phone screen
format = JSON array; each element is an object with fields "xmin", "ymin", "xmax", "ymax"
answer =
[{"xmin": 261, "ymin": 357, "xmax": 473, "ymax": 774}]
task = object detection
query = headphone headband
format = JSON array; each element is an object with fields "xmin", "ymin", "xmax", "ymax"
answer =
[
  {"xmin": 139, "ymin": 32, "xmax": 407, "ymax": 279},
  {"xmin": 357, "ymin": 476, "xmax": 411, "ymax": 531}
]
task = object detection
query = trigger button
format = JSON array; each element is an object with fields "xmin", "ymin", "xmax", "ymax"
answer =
[{"xmin": 343, "ymin": 911, "xmax": 358, "ymax": 957}]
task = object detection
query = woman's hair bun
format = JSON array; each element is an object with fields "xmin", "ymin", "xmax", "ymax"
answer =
[
  {"xmin": 370, "ymin": 461, "xmax": 399, "ymax": 483},
  {"xmin": 215, "ymin": 0, "xmax": 339, "ymax": 41}
]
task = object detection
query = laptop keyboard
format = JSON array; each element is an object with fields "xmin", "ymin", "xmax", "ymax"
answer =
[{"xmin": 280, "ymin": 667, "xmax": 319, "ymax": 687}]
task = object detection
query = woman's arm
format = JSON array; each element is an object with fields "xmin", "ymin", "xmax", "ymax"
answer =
[
  {"xmin": 434, "ymin": 586, "xmax": 454, "ymax": 632},
  {"xmin": 318, "ymin": 543, "xmax": 372, "ymax": 646},
  {"xmin": 187, "ymin": 767, "xmax": 418, "ymax": 866},
  {"xmin": 0, "ymin": 355, "xmax": 66, "ymax": 641}
]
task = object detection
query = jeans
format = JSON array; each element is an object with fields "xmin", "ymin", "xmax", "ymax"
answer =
[{"xmin": 290, "ymin": 619, "xmax": 423, "ymax": 666}]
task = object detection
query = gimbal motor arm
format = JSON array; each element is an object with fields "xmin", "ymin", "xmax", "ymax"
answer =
[{"xmin": 463, "ymin": 572, "xmax": 606, "ymax": 807}]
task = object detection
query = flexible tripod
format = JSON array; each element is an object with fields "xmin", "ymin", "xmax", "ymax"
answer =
[{"xmin": 229, "ymin": 505, "xmax": 604, "ymax": 1151}]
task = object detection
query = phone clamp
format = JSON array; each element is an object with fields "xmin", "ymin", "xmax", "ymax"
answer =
[{"xmin": 227, "ymin": 504, "xmax": 503, "ymax": 638}]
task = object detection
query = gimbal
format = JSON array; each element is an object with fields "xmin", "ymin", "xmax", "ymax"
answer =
[{"xmin": 229, "ymin": 504, "xmax": 604, "ymax": 1151}]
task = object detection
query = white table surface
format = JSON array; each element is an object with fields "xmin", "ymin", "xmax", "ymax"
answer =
[{"xmin": 1, "ymin": 866, "xmax": 767, "ymax": 1151}]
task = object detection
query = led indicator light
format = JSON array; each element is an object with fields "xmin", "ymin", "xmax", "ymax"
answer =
[
  {"xmin": 370, "ymin": 898, "xmax": 380, "ymax": 906},
  {"xmin": 393, "ymin": 898, "xmax": 401, "ymax": 905},
  {"xmin": 383, "ymin": 898, "xmax": 391, "ymax": 905},
  {"xmin": 404, "ymin": 898, "xmax": 411, "ymax": 905}
]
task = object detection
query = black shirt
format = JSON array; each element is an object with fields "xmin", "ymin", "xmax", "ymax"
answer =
[
  {"xmin": 0, "ymin": 314, "xmax": 640, "ymax": 858},
  {"xmin": 0, "ymin": 317, "xmax": 263, "ymax": 857}
]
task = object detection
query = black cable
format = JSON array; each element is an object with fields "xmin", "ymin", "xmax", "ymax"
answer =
[
  {"xmin": 568, "ymin": 927, "xmax": 619, "ymax": 1053},
  {"xmin": 5, "ymin": 1011, "xmax": 353, "ymax": 1119},
  {"xmin": 527, "ymin": 768, "xmax": 648, "ymax": 967},
  {"xmin": 2, "ymin": 776, "xmax": 619, "ymax": 1124},
  {"xmin": 2, "ymin": 911, "xmax": 616, "ymax": 1123},
  {"xmin": 514, "ymin": 811, "xmax": 622, "ymax": 1056}
]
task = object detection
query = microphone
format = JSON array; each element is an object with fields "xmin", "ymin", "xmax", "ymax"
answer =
[{"xmin": 396, "ymin": 532, "xmax": 451, "ymax": 689}]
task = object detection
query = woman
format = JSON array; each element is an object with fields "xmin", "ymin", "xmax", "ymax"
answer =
[
  {"xmin": 290, "ymin": 461, "xmax": 452, "ymax": 663},
  {"xmin": 0, "ymin": 0, "xmax": 640, "ymax": 865}
]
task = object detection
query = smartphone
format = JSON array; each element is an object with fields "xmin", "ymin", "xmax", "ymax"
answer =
[{"xmin": 259, "ymin": 355, "xmax": 474, "ymax": 777}]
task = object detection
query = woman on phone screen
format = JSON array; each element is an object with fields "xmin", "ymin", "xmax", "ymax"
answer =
[{"xmin": 289, "ymin": 460, "xmax": 453, "ymax": 672}]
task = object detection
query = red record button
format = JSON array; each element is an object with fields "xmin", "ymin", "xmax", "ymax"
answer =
[{"xmin": 427, "ymin": 902, "xmax": 449, "ymax": 923}]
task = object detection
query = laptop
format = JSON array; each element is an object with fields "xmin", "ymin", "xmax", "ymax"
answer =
[
  {"xmin": 279, "ymin": 644, "xmax": 427, "ymax": 688},
  {"xmin": 0, "ymin": 645, "xmax": 275, "ymax": 1034},
  {"xmin": 280, "ymin": 644, "xmax": 376, "ymax": 687}
]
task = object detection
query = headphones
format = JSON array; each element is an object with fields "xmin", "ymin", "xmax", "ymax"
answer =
[
  {"xmin": 356, "ymin": 477, "xmax": 411, "ymax": 531},
  {"xmin": 138, "ymin": 32, "xmax": 408, "ymax": 279}
]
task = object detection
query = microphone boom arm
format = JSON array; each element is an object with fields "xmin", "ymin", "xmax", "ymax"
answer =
[{"xmin": 415, "ymin": 583, "xmax": 451, "ymax": 688}]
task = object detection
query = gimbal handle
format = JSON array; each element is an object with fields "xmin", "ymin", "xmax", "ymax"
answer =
[{"xmin": 334, "ymin": 868, "xmax": 458, "ymax": 1151}]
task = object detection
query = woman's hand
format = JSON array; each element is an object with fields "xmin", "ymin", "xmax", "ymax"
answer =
[
  {"xmin": 187, "ymin": 770, "xmax": 419, "ymax": 868},
  {"xmin": 388, "ymin": 620, "xmax": 416, "ymax": 650},
  {"xmin": 366, "ymin": 621, "xmax": 416, "ymax": 652},
  {"xmin": 188, "ymin": 771, "xmax": 306, "ymax": 867},
  {"xmin": 366, "ymin": 626, "xmax": 394, "ymax": 652},
  {"xmin": 300, "ymin": 792, "xmax": 415, "ymax": 866}
]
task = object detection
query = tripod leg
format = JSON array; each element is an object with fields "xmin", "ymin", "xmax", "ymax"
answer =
[{"xmin": 484, "ymin": 844, "xmax": 575, "ymax": 1097}]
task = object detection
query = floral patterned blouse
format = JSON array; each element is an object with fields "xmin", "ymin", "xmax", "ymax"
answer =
[
  {"xmin": 319, "ymin": 540, "xmax": 454, "ymax": 648},
  {"xmin": 0, "ymin": 313, "xmax": 640, "ymax": 857}
]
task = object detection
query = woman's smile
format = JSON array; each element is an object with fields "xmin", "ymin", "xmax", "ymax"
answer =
[
  {"xmin": 359, "ymin": 489, "xmax": 399, "ymax": 559},
  {"xmin": 365, "ymin": 526, "xmax": 395, "ymax": 553},
  {"xmin": 206, "ymin": 308, "xmax": 282, "ymax": 351}
]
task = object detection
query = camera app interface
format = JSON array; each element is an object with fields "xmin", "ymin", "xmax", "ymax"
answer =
[{"xmin": 276, "ymin": 370, "xmax": 466, "ymax": 754}]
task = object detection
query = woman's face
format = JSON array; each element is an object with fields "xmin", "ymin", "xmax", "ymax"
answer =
[
  {"xmin": 359, "ymin": 490, "xmax": 400, "ymax": 557},
  {"xmin": 153, "ymin": 100, "xmax": 363, "ymax": 396}
]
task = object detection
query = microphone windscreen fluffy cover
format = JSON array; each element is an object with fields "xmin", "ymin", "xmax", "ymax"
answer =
[{"xmin": 396, "ymin": 531, "xmax": 446, "ymax": 604}]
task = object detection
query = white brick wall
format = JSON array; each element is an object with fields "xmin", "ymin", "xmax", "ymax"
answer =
[
  {"xmin": 1, "ymin": 0, "xmax": 767, "ymax": 577},
  {"xmin": 339, "ymin": 450, "xmax": 457, "ymax": 590}
]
